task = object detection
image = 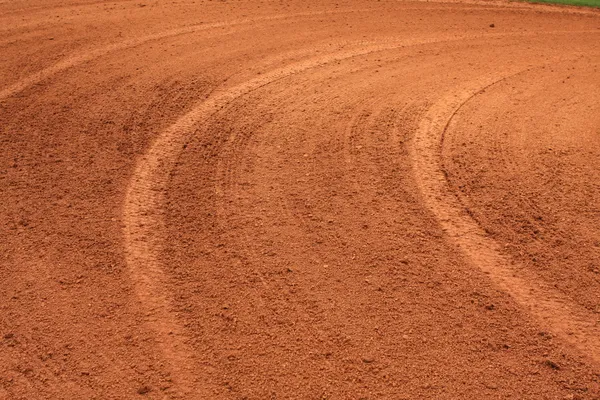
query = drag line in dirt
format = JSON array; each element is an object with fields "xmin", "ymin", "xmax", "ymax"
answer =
[
  {"xmin": 0, "ymin": 7, "xmax": 374, "ymax": 100},
  {"xmin": 411, "ymin": 63, "xmax": 600, "ymax": 364},
  {"xmin": 4, "ymin": 1, "xmax": 600, "ymax": 397},
  {"xmin": 124, "ymin": 29, "xmax": 599, "ymax": 395},
  {"xmin": 123, "ymin": 34, "xmax": 491, "ymax": 396},
  {"xmin": 3, "ymin": 4, "xmax": 596, "ymax": 100}
]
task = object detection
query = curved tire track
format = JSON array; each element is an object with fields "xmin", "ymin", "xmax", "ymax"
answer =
[
  {"xmin": 0, "ymin": 8, "xmax": 374, "ymax": 101},
  {"xmin": 411, "ymin": 67, "xmax": 600, "ymax": 364},
  {"xmin": 3, "ymin": 4, "xmax": 594, "ymax": 102},
  {"xmin": 122, "ymin": 32, "xmax": 509, "ymax": 397},
  {"xmin": 123, "ymin": 31, "xmax": 599, "ymax": 394},
  {"xmin": 122, "ymin": 29, "xmax": 600, "ymax": 395}
]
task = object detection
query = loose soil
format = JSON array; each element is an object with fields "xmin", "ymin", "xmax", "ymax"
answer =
[{"xmin": 1, "ymin": 0, "xmax": 599, "ymax": 399}]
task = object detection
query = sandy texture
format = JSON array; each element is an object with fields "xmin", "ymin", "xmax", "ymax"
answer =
[{"xmin": 1, "ymin": 0, "xmax": 599, "ymax": 398}]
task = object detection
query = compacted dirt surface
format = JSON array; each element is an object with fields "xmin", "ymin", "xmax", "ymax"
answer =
[{"xmin": 1, "ymin": 0, "xmax": 600, "ymax": 398}]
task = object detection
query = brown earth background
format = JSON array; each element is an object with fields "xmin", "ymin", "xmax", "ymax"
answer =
[{"xmin": 1, "ymin": 0, "xmax": 599, "ymax": 398}]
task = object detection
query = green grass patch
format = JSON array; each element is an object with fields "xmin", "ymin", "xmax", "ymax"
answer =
[{"xmin": 523, "ymin": 0, "xmax": 600, "ymax": 8}]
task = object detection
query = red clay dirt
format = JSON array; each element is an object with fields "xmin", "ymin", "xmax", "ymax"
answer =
[{"xmin": 1, "ymin": 0, "xmax": 600, "ymax": 399}]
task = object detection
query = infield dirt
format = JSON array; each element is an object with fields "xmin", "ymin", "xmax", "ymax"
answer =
[{"xmin": 1, "ymin": 0, "xmax": 599, "ymax": 399}]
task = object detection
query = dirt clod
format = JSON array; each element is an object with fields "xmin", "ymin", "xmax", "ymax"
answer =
[
  {"xmin": 544, "ymin": 360, "xmax": 561, "ymax": 370},
  {"xmin": 137, "ymin": 386, "xmax": 152, "ymax": 395}
]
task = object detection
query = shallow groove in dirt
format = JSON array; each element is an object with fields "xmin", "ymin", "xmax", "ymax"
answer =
[
  {"xmin": 411, "ymin": 65, "xmax": 600, "ymax": 364},
  {"xmin": 0, "ymin": 8, "xmax": 373, "ymax": 100},
  {"xmin": 4, "ymin": 1, "xmax": 600, "ymax": 397},
  {"xmin": 124, "ymin": 29, "xmax": 599, "ymax": 395}
]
